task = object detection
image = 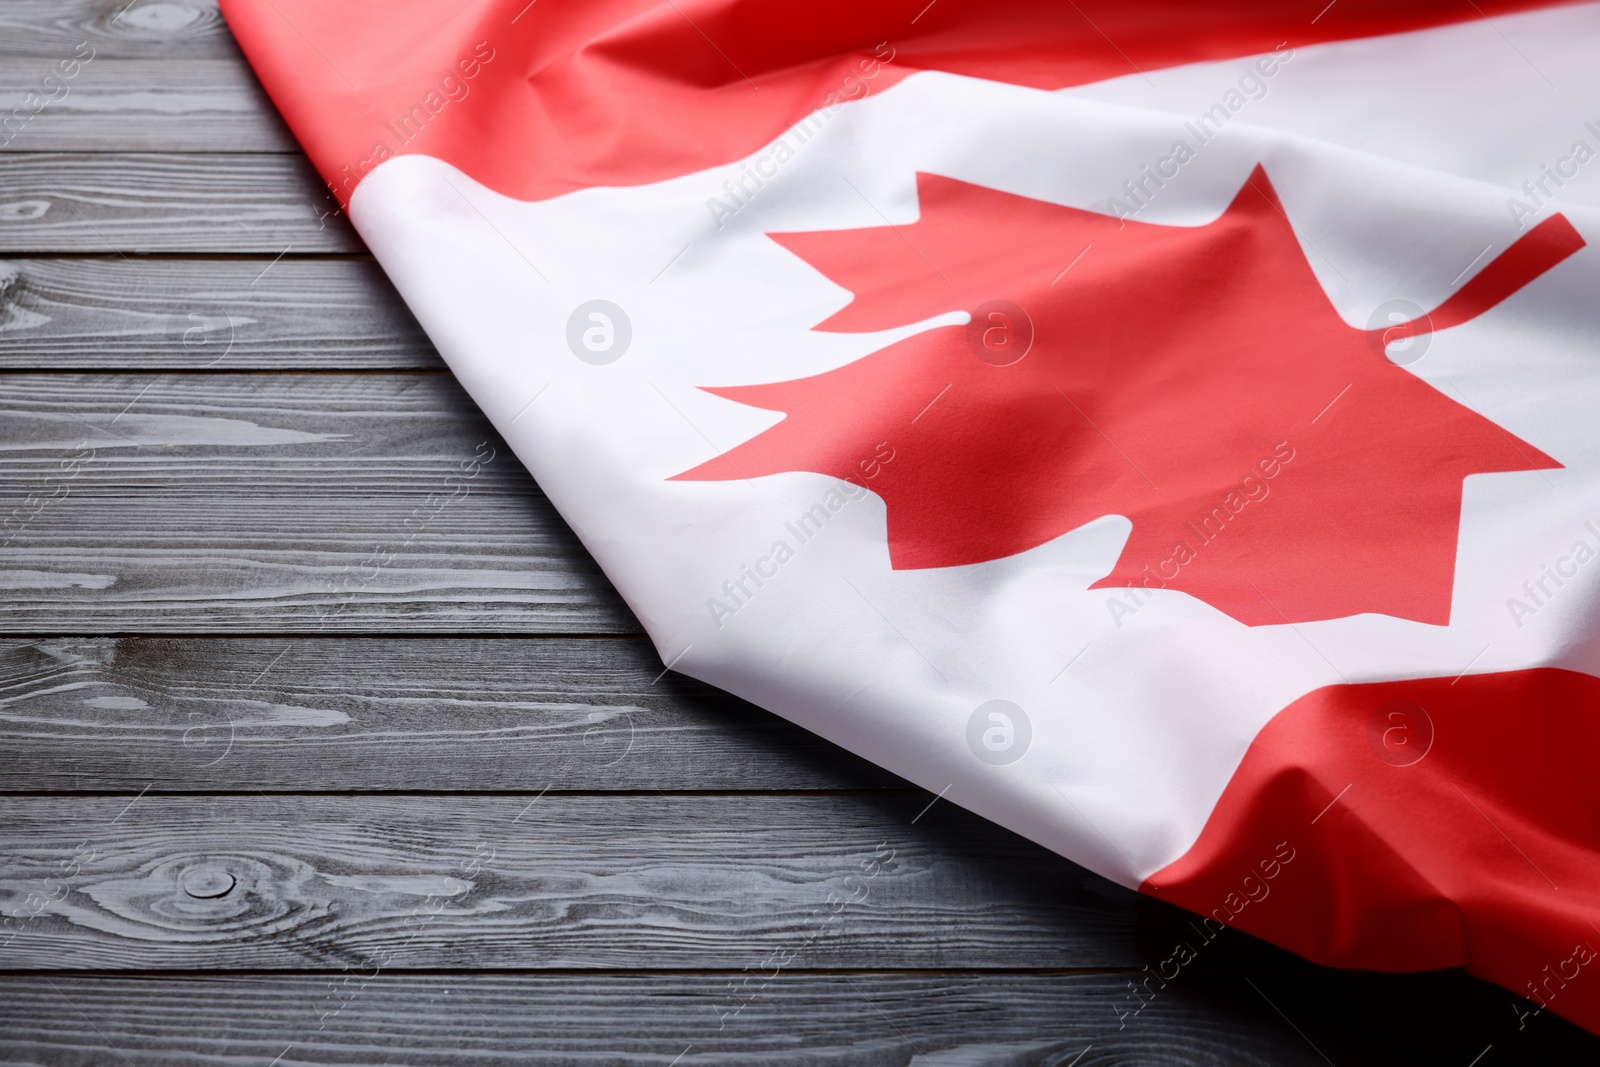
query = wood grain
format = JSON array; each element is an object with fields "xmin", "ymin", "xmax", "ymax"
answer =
[
  {"xmin": 0, "ymin": 492, "xmax": 634, "ymax": 633},
  {"xmin": 0, "ymin": 58, "xmax": 295, "ymax": 152},
  {"xmin": 0, "ymin": 1, "xmax": 236, "ymax": 61},
  {"xmin": 0, "ymin": 154, "xmax": 358, "ymax": 252},
  {"xmin": 0, "ymin": 636, "xmax": 901, "ymax": 792},
  {"xmin": 0, "ymin": 793, "xmax": 1187, "ymax": 971},
  {"xmin": 0, "ymin": 372, "xmax": 636, "ymax": 632},
  {"xmin": 0, "ymin": 373, "xmax": 518, "ymax": 491},
  {"xmin": 0, "ymin": 258, "xmax": 440, "ymax": 369},
  {"xmin": 33, "ymin": 971, "xmax": 1595, "ymax": 1067},
  {"xmin": 2, "ymin": 972, "xmax": 1501, "ymax": 1067}
]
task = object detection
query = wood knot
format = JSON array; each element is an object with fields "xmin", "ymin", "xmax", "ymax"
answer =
[
  {"xmin": 180, "ymin": 865, "xmax": 236, "ymax": 899},
  {"xmin": 102, "ymin": 1, "xmax": 209, "ymax": 37},
  {"xmin": 81, "ymin": 853, "xmax": 300, "ymax": 935}
]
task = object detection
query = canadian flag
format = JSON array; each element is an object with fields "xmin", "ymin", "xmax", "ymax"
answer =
[{"xmin": 223, "ymin": 0, "xmax": 1600, "ymax": 1032}]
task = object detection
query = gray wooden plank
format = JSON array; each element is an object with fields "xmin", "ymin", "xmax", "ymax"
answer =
[
  {"xmin": 0, "ymin": 793, "xmax": 1170, "ymax": 971},
  {"xmin": 0, "ymin": 258, "xmax": 440, "ymax": 369},
  {"xmin": 0, "ymin": 153, "xmax": 357, "ymax": 252},
  {"xmin": 0, "ymin": 1, "xmax": 236, "ymax": 61},
  {"xmin": 5, "ymin": 972, "xmax": 1593, "ymax": 1066},
  {"xmin": 0, "ymin": 636, "xmax": 901, "ymax": 792},
  {"xmin": 0, "ymin": 492, "xmax": 634, "ymax": 633},
  {"xmin": 0, "ymin": 58, "xmax": 295, "ymax": 152},
  {"xmin": 0, "ymin": 372, "xmax": 634, "ymax": 632},
  {"xmin": 0, "ymin": 974, "xmax": 1382, "ymax": 1067},
  {"xmin": 0, "ymin": 373, "xmax": 515, "ymax": 491}
]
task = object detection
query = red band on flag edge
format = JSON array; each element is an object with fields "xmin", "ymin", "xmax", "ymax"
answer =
[
  {"xmin": 219, "ymin": 0, "xmax": 1590, "ymax": 208},
  {"xmin": 1145, "ymin": 667, "xmax": 1600, "ymax": 1035}
]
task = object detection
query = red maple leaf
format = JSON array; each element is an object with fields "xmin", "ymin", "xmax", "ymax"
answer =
[{"xmin": 674, "ymin": 167, "xmax": 1583, "ymax": 626}]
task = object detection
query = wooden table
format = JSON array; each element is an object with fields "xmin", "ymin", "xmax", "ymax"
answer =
[{"xmin": 2, "ymin": 3, "xmax": 1596, "ymax": 1063}]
